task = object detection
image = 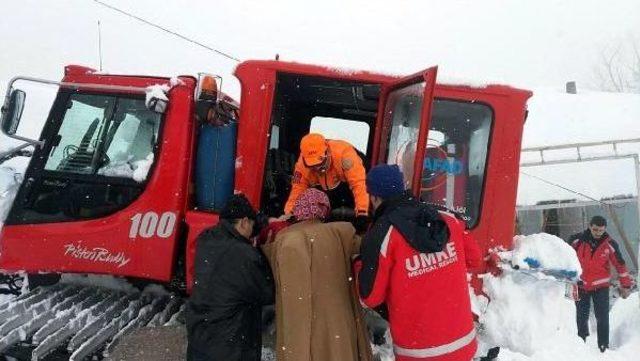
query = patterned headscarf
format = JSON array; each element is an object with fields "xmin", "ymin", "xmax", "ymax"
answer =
[{"xmin": 292, "ymin": 188, "xmax": 331, "ymax": 221}]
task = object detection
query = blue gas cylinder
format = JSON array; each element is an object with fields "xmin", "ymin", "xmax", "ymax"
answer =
[{"xmin": 195, "ymin": 122, "xmax": 237, "ymax": 211}]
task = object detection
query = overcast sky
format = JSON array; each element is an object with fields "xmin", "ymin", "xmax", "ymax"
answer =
[
  {"xmin": 1, "ymin": 0, "xmax": 638, "ymax": 97},
  {"xmin": 1, "ymin": 0, "xmax": 639, "ymax": 204}
]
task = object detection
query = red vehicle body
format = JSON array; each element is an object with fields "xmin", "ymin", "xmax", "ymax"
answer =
[{"xmin": 0, "ymin": 60, "xmax": 531, "ymax": 293}]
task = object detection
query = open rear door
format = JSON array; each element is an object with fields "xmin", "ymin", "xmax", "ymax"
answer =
[{"xmin": 373, "ymin": 67, "xmax": 438, "ymax": 197}]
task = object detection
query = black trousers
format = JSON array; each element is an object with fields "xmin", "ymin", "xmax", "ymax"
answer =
[{"xmin": 575, "ymin": 287, "xmax": 609, "ymax": 348}]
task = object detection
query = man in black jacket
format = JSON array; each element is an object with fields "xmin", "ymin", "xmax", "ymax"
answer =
[{"xmin": 186, "ymin": 194, "xmax": 275, "ymax": 361}]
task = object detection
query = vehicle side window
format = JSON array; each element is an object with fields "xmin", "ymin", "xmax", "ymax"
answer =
[{"xmin": 421, "ymin": 100, "xmax": 493, "ymax": 227}]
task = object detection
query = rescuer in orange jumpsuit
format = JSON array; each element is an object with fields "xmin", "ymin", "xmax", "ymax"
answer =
[{"xmin": 283, "ymin": 133, "xmax": 369, "ymax": 231}]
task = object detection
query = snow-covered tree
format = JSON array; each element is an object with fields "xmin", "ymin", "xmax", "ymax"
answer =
[{"xmin": 594, "ymin": 38, "xmax": 640, "ymax": 93}]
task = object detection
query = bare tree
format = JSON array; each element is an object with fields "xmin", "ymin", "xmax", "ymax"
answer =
[{"xmin": 594, "ymin": 39, "xmax": 640, "ymax": 93}]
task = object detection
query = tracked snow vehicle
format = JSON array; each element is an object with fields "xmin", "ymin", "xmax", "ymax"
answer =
[{"xmin": 0, "ymin": 61, "xmax": 531, "ymax": 359}]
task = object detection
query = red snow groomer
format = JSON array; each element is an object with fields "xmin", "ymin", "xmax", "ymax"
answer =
[{"xmin": 0, "ymin": 61, "xmax": 531, "ymax": 359}]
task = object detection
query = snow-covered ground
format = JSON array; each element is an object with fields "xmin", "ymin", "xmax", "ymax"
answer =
[
  {"xmin": 471, "ymin": 233, "xmax": 639, "ymax": 361},
  {"xmin": 476, "ymin": 281, "xmax": 640, "ymax": 361}
]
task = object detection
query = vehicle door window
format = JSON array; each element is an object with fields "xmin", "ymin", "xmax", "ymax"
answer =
[
  {"xmin": 382, "ymin": 82, "xmax": 425, "ymax": 189},
  {"xmin": 99, "ymin": 99, "xmax": 160, "ymax": 178}
]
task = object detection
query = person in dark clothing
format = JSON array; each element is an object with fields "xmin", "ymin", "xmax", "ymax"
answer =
[
  {"xmin": 186, "ymin": 194, "xmax": 275, "ymax": 361},
  {"xmin": 567, "ymin": 215, "xmax": 633, "ymax": 353}
]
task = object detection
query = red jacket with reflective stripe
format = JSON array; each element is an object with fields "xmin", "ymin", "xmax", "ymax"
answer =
[
  {"xmin": 358, "ymin": 203, "xmax": 479, "ymax": 361},
  {"xmin": 569, "ymin": 231, "xmax": 633, "ymax": 291}
]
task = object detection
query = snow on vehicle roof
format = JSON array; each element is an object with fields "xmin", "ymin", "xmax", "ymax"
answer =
[
  {"xmin": 323, "ymin": 64, "xmax": 401, "ymax": 78},
  {"xmin": 437, "ymin": 75, "xmax": 492, "ymax": 89}
]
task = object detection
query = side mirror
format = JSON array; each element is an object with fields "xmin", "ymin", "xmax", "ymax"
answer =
[{"xmin": 1, "ymin": 89, "xmax": 26, "ymax": 135}]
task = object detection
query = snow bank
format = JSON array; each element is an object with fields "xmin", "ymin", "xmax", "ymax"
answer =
[
  {"xmin": 510, "ymin": 233, "xmax": 582, "ymax": 276},
  {"xmin": 477, "ymin": 274, "xmax": 640, "ymax": 360},
  {"xmin": 477, "ymin": 231, "xmax": 578, "ymax": 355},
  {"xmin": 610, "ymin": 293, "xmax": 640, "ymax": 353},
  {"xmin": 476, "ymin": 271, "xmax": 578, "ymax": 356},
  {"xmin": 474, "ymin": 232, "xmax": 639, "ymax": 360}
]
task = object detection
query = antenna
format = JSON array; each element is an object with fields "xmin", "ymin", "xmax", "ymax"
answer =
[
  {"xmin": 97, "ymin": 20, "xmax": 103, "ymax": 71},
  {"xmin": 92, "ymin": 0, "xmax": 240, "ymax": 62}
]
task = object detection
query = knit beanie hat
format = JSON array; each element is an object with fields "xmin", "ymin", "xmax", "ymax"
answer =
[
  {"xmin": 220, "ymin": 194, "xmax": 257, "ymax": 221},
  {"xmin": 366, "ymin": 164, "xmax": 405, "ymax": 199},
  {"xmin": 292, "ymin": 188, "xmax": 331, "ymax": 221}
]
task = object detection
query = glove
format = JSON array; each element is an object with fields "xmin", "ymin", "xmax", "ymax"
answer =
[{"xmin": 354, "ymin": 215, "xmax": 369, "ymax": 234}]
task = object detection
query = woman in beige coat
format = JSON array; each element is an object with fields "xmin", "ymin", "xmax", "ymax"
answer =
[{"xmin": 262, "ymin": 188, "xmax": 372, "ymax": 361}]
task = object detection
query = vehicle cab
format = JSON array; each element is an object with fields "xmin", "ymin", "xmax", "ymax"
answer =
[{"xmin": 0, "ymin": 61, "xmax": 531, "ymax": 292}]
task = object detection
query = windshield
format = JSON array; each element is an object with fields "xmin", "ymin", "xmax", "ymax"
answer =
[{"xmin": 44, "ymin": 93, "xmax": 161, "ymax": 180}]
